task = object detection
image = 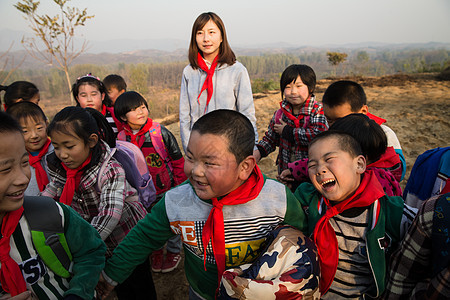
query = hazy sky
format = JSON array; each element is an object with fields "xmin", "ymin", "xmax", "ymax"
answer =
[{"xmin": 1, "ymin": 0, "xmax": 449, "ymax": 48}]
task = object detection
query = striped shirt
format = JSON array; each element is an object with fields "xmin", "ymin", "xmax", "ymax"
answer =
[
  {"xmin": 3, "ymin": 214, "xmax": 70, "ymax": 299},
  {"xmin": 322, "ymin": 207, "xmax": 374, "ymax": 299},
  {"xmin": 105, "ymin": 109, "xmax": 118, "ymax": 134}
]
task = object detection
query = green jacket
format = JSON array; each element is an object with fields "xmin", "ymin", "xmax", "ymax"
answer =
[
  {"xmin": 294, "ymin": 183, "xmax": 413, "ymax": 298},
  {"xmin": 104, "ymin": 176, "xmax": 308, "ymax": 299},
  {"xmin": 6, "ymin": 199, "xmax": 106, "ymax": 299}
]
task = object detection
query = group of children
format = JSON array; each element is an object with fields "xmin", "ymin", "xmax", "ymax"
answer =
[{"xmin": 0, "ymin": 10, "xmax": 448, "ymax": 300}]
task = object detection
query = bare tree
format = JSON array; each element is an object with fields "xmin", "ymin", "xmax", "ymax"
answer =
[
  {"xmin": 0, "ymin": 42, "xmax": 26, "ymax": 85},
  {"xmin": 14, "ymin": 0, "xmax": 94, "ymax": 104}
]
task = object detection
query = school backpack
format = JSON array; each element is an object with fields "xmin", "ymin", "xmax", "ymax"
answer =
[
  {"xmin": 97, "ymin": 140, "xmax": 157, "ymax": 208},
  {"xmin": 23, "ymin": 196, "xmax": 72, "ymax": 278},
  {"xmin": 431, "ymin": 192, "xmax": 450, "ymax": 278},
  {"xmin": 117, "ymin": 122, "xmax": 174, "ymax": 173}
]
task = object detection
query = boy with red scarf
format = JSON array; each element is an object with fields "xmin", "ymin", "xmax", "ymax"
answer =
[
  {"xmin": 0, "ymin": 111, "xmax": 106, "ymax": 299},
  {"xmin": 280, "ymin": 114, "xmax": 403, "ymax": 197},
  {"xmin": 322, "ymin": 80, "xmax": 406, "ymax": 182},
  {"xmin": 7, "ymin": 102, "xmax": 53, "ymax": 196},
  {"xmin": 294, "ymin": 130, "xmax": 416, "ymax": 299},
  {"xmin": 97, "ymin": 110, "xmax": 309, "ymax": 300}
]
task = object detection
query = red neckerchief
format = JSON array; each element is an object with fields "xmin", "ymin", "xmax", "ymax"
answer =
[
  {"xmin": 368, "ymin": 147, "xmax": 400, "ymax": 169},
  {"xmin": 123, "ymin": 118, "xmax": 153, "ymax": 147},
  {"xmin": 60, "ymin": 153, "xmax": 92, "ymax": 206},
  {"xmin": 28, "ymin": 138, "xmax": 51, "ymax": 191},
  {"xmin": 279, "ymin": 96, "xmax": 311, "ymax": 128},
  {"xmin": 201, "ymin": 165, "xmax": 265, "ymax": 284},
  {"xmin": 0, "ymin": 207, "xmax": 27, "ymax": 296},
  {"xmin": 366, "ymin": 112, "xmax": 386, "ymax": 125},
  {"xmin": 313, "ymin": 170, "xmax": 385, "ymax": 294},
  {"xmin": 442, "ymin": 178, "xmax": 450, "ymax": 194},
  {"xmin": 101, "ymin": 104, "xmax": 107, "ymax": 116},
  {"xmin": 197, "ymin": 53, "xmax": 219, "ymax": 111}
]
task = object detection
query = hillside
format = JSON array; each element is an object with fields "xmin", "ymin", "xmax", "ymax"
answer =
[{"xmin": 164, "ymin": 73, "xmax": 450, "ymax": 184}]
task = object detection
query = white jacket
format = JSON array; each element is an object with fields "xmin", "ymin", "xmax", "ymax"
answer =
[{"xmin": 179, "ymin": 61, "xmax": 258, "ymax": 151}]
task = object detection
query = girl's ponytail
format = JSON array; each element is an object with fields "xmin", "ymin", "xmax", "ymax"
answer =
[
  {"xmin": 0, "ymin": 81, "xmax": 39, "ymax": 108},
  {"xmin": 85, "ymin": 108, "xmax": 116, "ymax": 148}
]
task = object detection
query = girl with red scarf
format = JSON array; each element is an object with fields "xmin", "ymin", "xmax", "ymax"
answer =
[
  {"xmin": 179, "ymin": 12, "xmax": 258, "ymax": 153},
  {"xmin": 72, "ymin": 74, "xmax": 123, "ymax": 136},
  {"xmin": 114, "ymin": 91, "xmax": 187, "ymax": 273},
  {"xmin": 7, "ymin": 102, "xmax": 53, "ymax": 196},
  {"xmin": 255, "ymin": 64, "xmax": 328, "ymax": 176},
  {"xmin": 41, "ymin": 107, "xmax": 156, "ymax": 300}
]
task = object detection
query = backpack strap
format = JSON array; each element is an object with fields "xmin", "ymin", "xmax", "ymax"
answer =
[
  {"xmin": 117, "ymin": 130, "xmax": 126, "ymax": 141},
  {"xmin": 23, "ymin": 196, "xmax": 72, "ymax": 278},
  {"xmin": 95, "ymin": 148, "xmax": 116, "ymax": 193},
  {"xmin": 149, "ymin": 122, "xmax": 174, "ymax": 173}
]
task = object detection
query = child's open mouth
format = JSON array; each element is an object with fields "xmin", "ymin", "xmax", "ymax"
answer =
[
  {"xmin": 196, "ymin": 181, "xmax": 208, "ymax": 186},
  {"xmin": 321, "ymin": 179, "xmax": 336, "ymax": 190}
]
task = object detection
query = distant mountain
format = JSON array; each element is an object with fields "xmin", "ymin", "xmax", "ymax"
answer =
[
  {"xmin": 0, "ymin": 28, "xmax": 187, "ymax": 53},
  {"xmin": 1, "ymin": 26, "xmax": 449, "ymax": 70},
  {"xmin": 87, "ymin": 38, "xmax": 187, "ymax": 53},
  {"xmin": 75, "ymin": 48, "xmax": 187, "ymax": 65},
  {"xmin": 2, "ymin": 28, "xmax": 449, "ymax": 55}
]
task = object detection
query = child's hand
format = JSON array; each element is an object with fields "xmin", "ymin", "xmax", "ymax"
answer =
[
  {"xmin": 277, "ymin": 169, "xmax": 295, "ymax": 188},
  {"xmin": 96, "ymin": 274, "xmax": 115, "ymax": 300},
  {"xmin": 274, "ymin": 120, "xmax": 287, "ymax": 135},
  {"xmin": 0, "ymin": 291, "xmax": 33, "ymax": 300},
  {"xmin": 253, "ymin": 149, "xmax": 261, "ymax": 162}
]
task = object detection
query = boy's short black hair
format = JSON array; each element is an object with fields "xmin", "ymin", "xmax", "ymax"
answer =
[
  {"xmin": 280, "ymin": 64, "xmax": 316, "ymax": 99},
  {"xmin": 114, "ymin": 91, "xmax": 148, "ymax": 123},
  {"xmin": 103, "ymin": 74, "xmax": 127, "ymax": 91},
  {"xmin": 322, "ymin": 80, "xmax": 367, "ymax": 111},
  {"xmin": 0, "ymin": 111, "xmax": 22, "ymax": 134},
  {"xmin": 6, "ymin": 101, "xmax": 47, "ymax": 125},
  {"xmin": 191, "ymin": 109, "xmax": 254, "ymax": 164},
  {"xmin": 309, "ymin": 130, "xmax": 363, "ymax": 158},
  {"xmin": 330, "ymin": 113, "xmax": 387, "ymax": 163}
]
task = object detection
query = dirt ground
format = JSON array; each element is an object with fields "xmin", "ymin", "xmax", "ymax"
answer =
[{"xmin": 147, "ymin": 73, "xmax": 450, "ymax": 299}]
